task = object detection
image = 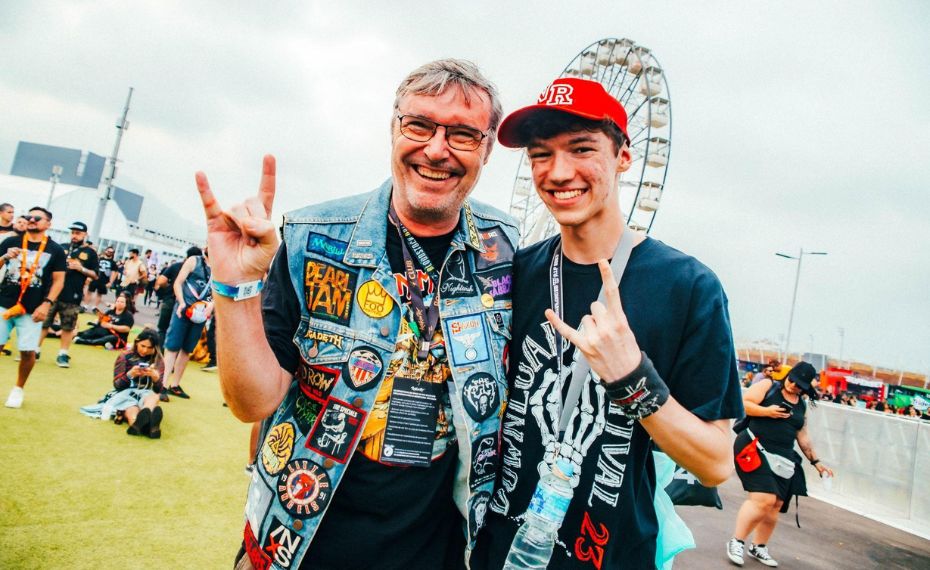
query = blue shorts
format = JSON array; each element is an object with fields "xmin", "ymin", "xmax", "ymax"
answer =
[
  {"xmin": 0, "ymin": 308, "xmax": 43, "ymax": 352},
  {"xmin": 164, "ymin": 305, "xmax": 206, "ymax": 353}
]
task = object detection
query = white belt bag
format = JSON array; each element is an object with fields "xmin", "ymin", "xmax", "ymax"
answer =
[{"xmin": 747, "ymin": 429, "xmax": 796, "ymax": 479}]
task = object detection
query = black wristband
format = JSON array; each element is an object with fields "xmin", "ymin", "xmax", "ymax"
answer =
[
  {"xmin": 43, "ymin": 297, "xmax": 55, "ymax": 304},
  {"xmin": 602, "ymin": 351, "xmax": 670, "ymax": 420},
  {"xmin": 810, "ymin": 459, "xmax": 820, "ymax": 466}
]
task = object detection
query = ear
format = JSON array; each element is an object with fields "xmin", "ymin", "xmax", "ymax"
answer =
[{"xmin": 615, "ymin": 144, "xmax": 633, "ymax": 174}]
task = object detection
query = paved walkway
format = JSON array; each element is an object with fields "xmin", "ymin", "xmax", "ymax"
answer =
[{"xmin": 676, "ymin": 477, "xmax": 930, "ymax": 569}]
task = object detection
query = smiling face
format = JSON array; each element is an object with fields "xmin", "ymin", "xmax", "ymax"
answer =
[
  {"xmin": 25, "ymin": 210, "xmax": 51, "ymax": 235},
  {"xmin": 527, "ymin": 129, "xmax": 632, "ymax": 231},
  {"xmin": 390, "ymin": 88, "xmax": 492, "ymax": 236}
]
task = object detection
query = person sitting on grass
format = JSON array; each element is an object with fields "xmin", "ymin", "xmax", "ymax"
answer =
[
  {"xmin": 80, "ymin": 328, "xmax": 166, "ymax": 439},
  {"xmin": 74, "ymin": 292, "xmax": 135, "ymax": 349}
]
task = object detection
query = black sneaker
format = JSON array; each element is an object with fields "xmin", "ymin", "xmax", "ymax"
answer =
[
  {"xmin": 148, "ymin": 407, "xmax": 163, "ymax": 439},
  {"xmin": 748, "ymin": 543, "xmax": 778, "ymax": 567},
  {"xmin": 202, "ymin": 363, "xmax": 217, "ymax": 372},
  {"xmin": 168, "ymin": 385, "xmax": 190, "ymax": 399},
  {"xmin": 56, "ymin": 354, "xmax": 71, "ymax": 368},
  {"xmin": 127, "ymin": 408, "xmax": 152, "ymax": 436},
  {"xmin": 158, "ymin": 390, "xmax": 170, "ymax": 403}
]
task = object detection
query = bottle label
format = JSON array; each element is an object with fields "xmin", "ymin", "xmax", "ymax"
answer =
[{"xmin": 527, "ymin": 484, "xmax": 571, "ymax": 524}]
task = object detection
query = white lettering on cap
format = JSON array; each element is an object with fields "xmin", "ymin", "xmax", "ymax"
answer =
[{"xmin": 538, "ymin": 83, "xmax": 574, "ymax": 106}]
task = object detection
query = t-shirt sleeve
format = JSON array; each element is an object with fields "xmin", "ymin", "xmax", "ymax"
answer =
[
  {"xmin": 84, "ymin": 249, "xmax": 99, "ymax": 272},
  {"xmin": 262, "ymin": 242, "xmax": 301, "ymax": 375},
  {"xmin": 0, "ymin": 236, "xmax": 14, "ymax": 256},
  {"xmin": 666, "ymin": 270, "xmax": 744, "ymax": 421},
  {"xmin": 49, "ymin": 245, "xmax": 67, "ymax": 273}
]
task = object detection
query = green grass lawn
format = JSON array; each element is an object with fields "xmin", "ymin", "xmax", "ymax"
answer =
[{"xmin": 0, "ymin": 324, "xmax": 252, "ymax": 569}]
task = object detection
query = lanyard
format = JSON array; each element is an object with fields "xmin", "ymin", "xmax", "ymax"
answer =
[
  {"xmin": 388, "ymin": 204, "xmax": 444, "ymax": 361},
  {"xmin": 15, "ymin": 234, "xmax": 49, "ymax": 304},
  {"xmin": 550, "ymin": 229, "xmax": 637, "ymax": 435}
]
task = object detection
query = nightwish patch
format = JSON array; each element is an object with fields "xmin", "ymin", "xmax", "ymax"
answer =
[
  {"xmin": 296, "ymin": 363, "xmax": 340, "ymax": 401},
  {"xmin": 294, "ymin": 394, "xmax": 324, "ymax": 435},
  {"xmin": 475, "ymin": 225, "xmax": 515, "ymax": 270},
  {"xmin": 473, "ymin": 264, "xmax": 512, "ymax": 300},
  {"xmin": 306, "ymin": 398, "xmax": 366, "ymax": 464},
  {"xmin": 262, "ymin": 516, "xmax": 303, "ymax": 569},
  {"xmin": 306, "ymin": 232, "xmax": 348, "ymax": 262},
  {"xmin": 439, "ymin": 252, "xmax": 477, "ymax": 298},
  {"xmin": 276, "ymin": 459, "xmax": 332, "ymax": 519},
  {"xmin": 303, "ymin": 259, "xmax": 357, "ymax": 326},
  {"xmin": 470, "ymin": 434, "xmax": 498, "ymax": 489},
  {"xmin": 260, "ymin": 422, "xmax": 296, "ymax": 476}
]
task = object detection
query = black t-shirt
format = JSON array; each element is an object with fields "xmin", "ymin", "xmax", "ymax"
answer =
[
  {"xmin": 156, "ymin": 261, "xmax": 183, "ymax": 301},
  {"xmin": 474, "ymin": 237, "xmax": 744, "ymax": 570},
  {"xmin": 263, "ymin": 225, "xmax": 465, "ymax": 569},
  {"xmin": 61, "ymin": 243, "xmax": 99, "ymax": 304},
  {"xmin": 0, "ymin": 235, "xmax": 67, "ymax": 313},
  {"xmin": 97, "ymin": 257, "xmax": 115, "ymax": 282},
  {"xmin": 105, "ymin": 308, "xmax": 135, "ymax": 344}
]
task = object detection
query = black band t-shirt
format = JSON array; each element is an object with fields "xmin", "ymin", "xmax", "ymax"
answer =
[
  {"xmin": 61, "ymin": 243, "xmax": 99, "ymax": 304},
  {"xmin": 473, "ymin": 237, "xmax": 744, "ymax": 570},
  {"xmin": 0, "ymin": 235, "xmax": 67, "ymax": 313}
]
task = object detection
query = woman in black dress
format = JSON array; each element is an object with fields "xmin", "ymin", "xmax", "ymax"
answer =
[{"xmin": 726, "ymin": 362, "xmax": 834, "ymax": 567}]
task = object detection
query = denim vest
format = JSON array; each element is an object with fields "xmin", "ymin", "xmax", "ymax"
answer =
[{"xmin": 243, "ymin": 179, "xmax": 518, "ymax": 569}]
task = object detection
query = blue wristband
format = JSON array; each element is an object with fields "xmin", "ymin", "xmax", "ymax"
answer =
[{"xmin": 211, "ymin": 279, "xmax": 263, "ymax": 301}]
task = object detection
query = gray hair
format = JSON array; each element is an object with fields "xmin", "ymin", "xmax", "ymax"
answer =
[{"xmin": 394, "ymin": 59, "xmax": 503, "ymax": 148}]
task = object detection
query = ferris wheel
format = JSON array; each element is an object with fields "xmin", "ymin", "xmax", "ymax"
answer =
[{"xmin": 509, "ymin": 37, "xmax": 673, "ymax": 246}]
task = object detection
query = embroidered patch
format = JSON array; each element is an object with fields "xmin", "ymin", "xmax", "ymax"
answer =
[
  {"xmin": 296, "ymin": 364, "xmax": 340, "ymax": 401},
  {"xmin": 474, "ymin": 264, "xmax": 512, "ymax": 300},
  {"xmin": 393, "ymin": 269, "xmax": 434, "ymax": 303},
  {"xmin": 306, "ymin": 232, "xmax": 348, "ymax": 262},
  {"xmin": 78, "ymin": 252, "xmax": 89, "ymax": 261},
  {"xmin": 475, "ymin": 226, "xmax": 514, "ymax": 270},
  {"xmin": 306, "ymin": 398, "xmax": 366, "ymax": 463},
  {"xmin": 244, "ymin": 520, "xmax": 272, "ymax": 570},
  {"xmin": 469, "ymin": 491, "xmax": 491, "ymax": 539},
  {"xmin": 262, "ymin": 516, "xmax": 303, "ymax": 569},
  {"xmin": 276, "ymin": 459, "xmax": 332, "ymax": 519},
  {"xmin": 303, "ymin": 259, "xmax": 357, "ymax": 325},
  {"xmin": 260, "ymin": 422, "xmax": 296, "ymax": 476},
  {"xmin": 462, "ymin": 372, "xmax": 500, "ymax": 421},
  {"xmin": 356, "ymin": 279, "xmax": 394, "ymax": 318},
  {"xmin": 304, "ymin": 328, "xmax": 346, "ymax": 350},
  {"xmin": 439, "ymin": 252, "xmax": 477, "ymax": 298},
  {"xmin": 470, "ymin": 434, "xmax": 498, "ymax": 489},
  {"xmin": 294, "ymin": 394, "xmax": 324, "ymax": 435},
  {"xmin": 343, "ymin": 347, "xmax": 384, "ymax": 391},
  {"xmin": 446, "ymin": 314, "xmax": 489, "ymax": 366}
]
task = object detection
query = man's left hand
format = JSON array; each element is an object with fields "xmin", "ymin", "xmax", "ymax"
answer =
[
  {"xmin": 32, "ymin": 305, "xmax": 49, "ymax": 323},
  {"xmin": 545, "ymin": 259, "xmax": 641, "ymax": 383}
]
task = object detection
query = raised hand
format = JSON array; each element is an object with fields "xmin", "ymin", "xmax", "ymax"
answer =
[
  {"xmin": 195, "ymin": 155, "xmax": 280, "ymax": 284},
  {"xmin": 545, "ymin": 259, "xmax": 642, "ymax": 383}
]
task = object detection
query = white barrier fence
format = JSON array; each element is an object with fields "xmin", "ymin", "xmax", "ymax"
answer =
[{"xmin": 802, "ymin": 402, "xmax": 930, "ymax": 534}]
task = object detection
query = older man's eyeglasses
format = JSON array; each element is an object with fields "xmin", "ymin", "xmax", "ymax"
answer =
[{"xmin": 396, "ymin": 114, "xmax": 487, "ymax": 151}]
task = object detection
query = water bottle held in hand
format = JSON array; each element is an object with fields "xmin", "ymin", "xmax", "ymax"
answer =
[
  {"xmin": 503, "ymin": 458, "xmax": 575, "ymax": 570},
  {"xmin": 820, "ymin": 470, "xmax": 833, "ymax": 491}
]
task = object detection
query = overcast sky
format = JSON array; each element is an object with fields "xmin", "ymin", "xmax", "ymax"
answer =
[{"xmin": 2, "ymin": 1, "xmax": 928, "ymax": 372}]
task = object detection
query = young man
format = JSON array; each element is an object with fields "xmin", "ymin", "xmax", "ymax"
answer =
[
  {"xmin": 119, "ymin": 248, "xmax": 147, "ymax": 301},
  {"xmin": 1, "ymin": 207, "xmax": 66, "ymax": 408},
  {"xmin": 474, "ymin": 78, "xmax": 744, "ymax": 569},
  {"xmin": 87, "ymin": 246, "xmax": 116, "ymax": 309},
  {"xmin": 39, "ymin": 221, "xmax": 98, "ymax": 367},
  {"xmin": 197, "ymin": 59, "xmax": 517, "ymax": 569},
  {"xmin": 0, "ymin": 203, "xmax": 15, "ymax": 236},
  {"xmin": 162, "ymin": 248, "xmax": 212, "ymax": 399}
]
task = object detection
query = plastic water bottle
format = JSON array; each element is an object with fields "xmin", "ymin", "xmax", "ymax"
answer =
[
  {"xmin": 503, "ymin": 458, "xmax": 575, "ymax": 569},
  {"xmin": 820, "ymin": 471, "xmax": 833, "ymax": 491}
]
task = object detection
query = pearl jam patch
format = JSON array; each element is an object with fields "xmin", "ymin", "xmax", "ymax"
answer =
[
  {"xmin": 244, "ymin": 521, "xmax": 272, "ymax": 570},
  {"xmin": 306, "ymin": 232, "xmax": 348, "ymax": 262},
  {"xmin": 356, "ymin": 280, "xmax": 394, "ymax": 318},
  {"xmin": 260, "ymin": 422, "xmax": 296, "ymax": 476},
  {"xmin": 475, "ymin": 226, "xmax": 514, "ymax": 270},
  {"xmin": 446, "ymin": 314, "xmax": 490, "ymax": 367},
  {"xmin": 473, "ymin": 264, "xmax": 512, "ymax": 300},
  {"xmin": 303, "ymin": 259, "xmax": 357, "ymax": 326},
  {"xmin": 439, "ymin": 252, "xmax": 477, "ymax": 298},
  {"xmin": 462, "ymin": 372, "xmax": 500, "ymax": 421},
  {"xmin": 306, "ymin": 398, "xmax": 366, "ymax": 463},
  {"xmin": 470, "ymin": 434, "xmax": 498, "ymax": 489},
  {"xmin": 468, "ymin": 491, "xmax": 491, "ymax": 539},
  {"xmin": 277, "ymin": 459, "xmax": 332, "ymax": 519},
  {"xmin": 343, "ymin": 347, "xmax": 384, "ymax": 391},
  {"xmin": 296, "ymin": 363, "xmax": 340, "ymax": 401},
  {"xmin": 262, "ymin": 516, "xmax": 303, "ymax": 569},
  {"xmin": 294, "ymin": 394, "xmax": 324, "ymax": 435}
]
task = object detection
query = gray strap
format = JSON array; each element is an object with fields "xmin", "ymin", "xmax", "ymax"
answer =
[{"xmin": 558, "ymin": 229, "xmax": 638, "ymax": 433}]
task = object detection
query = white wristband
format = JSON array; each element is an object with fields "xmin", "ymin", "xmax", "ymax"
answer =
[{"xmin": 211, "ymin": 279, "xmax": 263, "ymax": 301}]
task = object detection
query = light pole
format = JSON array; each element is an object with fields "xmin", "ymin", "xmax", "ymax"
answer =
[
  {"xmin": 776, "ymin": 248, "xmax": 827, "ymax": 360},
  {"xmin": 46, "ymin": 164, "xmax": 63, "ymax": 210},
  {"xmin": 837, "ymin": 326, "xmax": 845, "ymax": 367}
]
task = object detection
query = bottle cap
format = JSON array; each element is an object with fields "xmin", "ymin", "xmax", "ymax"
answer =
[{"xmin": 554, "ymin": 458, "xmax": 575, "ymax": 478}]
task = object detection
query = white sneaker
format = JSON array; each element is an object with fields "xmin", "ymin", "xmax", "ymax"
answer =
[
  {"xmin": 726, "ymin": 538, "xmax": 745, "ymax": 566},
  {"xmin": 5, "ymin": 387, "xmax": 24, "ymax": 408},
  {"xmin": 748, "ymin": 543, "xmax": 778, "ymax": 567}
]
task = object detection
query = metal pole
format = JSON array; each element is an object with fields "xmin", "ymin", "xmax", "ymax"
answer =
[
  {"xmin": 46, "ymin": 165, "xmax": 62, "ymax": 210},
  {"xmin": 784, "ymin": 248, "xmax": 803, "ymax": 357},
  {"xmin": 89, "ymin": 87, "xmax": 134, "ymax": 245},
  {"xmin": 838, "ymin": 327, "xmax": 845, "ymax": 367}
]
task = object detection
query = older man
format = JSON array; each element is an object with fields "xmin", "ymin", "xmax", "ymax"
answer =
[
  {"xmin": 39, "ymin": 221, "xmax": 98, "ymax": 367},
  {"xmin": 197, "ymin": 60, "xmax": 518, "ymax": 569}
]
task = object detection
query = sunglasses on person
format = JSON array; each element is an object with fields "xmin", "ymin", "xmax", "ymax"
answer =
[
  {"xmin": 25, "ymin": 214, "xmax": 47, "ymax": 222},
  {"xmin": 396, "ymin": 114, "xmax": 488, "ymax": 151}
]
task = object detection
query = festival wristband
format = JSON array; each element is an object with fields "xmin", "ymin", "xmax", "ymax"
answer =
[
  {"xmin": 602, "ymin": 351, "xmax": 670, "ymax": 420},
  {"xmin": 211, "ymin": 279, "xmax": 263, "ymax": 301}
]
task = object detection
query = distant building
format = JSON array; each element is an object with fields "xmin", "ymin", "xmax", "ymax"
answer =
[{"xmin": 3, "ymin": 141, "xmax": 205, "ymax": 263}]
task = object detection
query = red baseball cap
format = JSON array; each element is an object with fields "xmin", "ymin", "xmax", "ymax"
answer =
[{"xmin": 497, "ymin": 77, "xmax": 629, "ymax": 148}]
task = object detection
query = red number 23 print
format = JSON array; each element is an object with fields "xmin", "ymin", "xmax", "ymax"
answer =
[{"xmin": 574, "ymin": 511, "xmax": 609, "ymax": 569}]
